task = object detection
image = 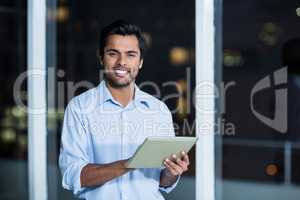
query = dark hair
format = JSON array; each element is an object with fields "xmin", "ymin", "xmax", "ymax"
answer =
[
  {"xmin": 282, "ymin": 38, "xmax": 300, "ymax": 73},
  {"xmin": 98, "ymin": 20, "xmax": 146, "ymax": 59}
]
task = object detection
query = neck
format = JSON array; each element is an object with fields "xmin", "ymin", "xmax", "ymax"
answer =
[{"xmin": 105, "ymin": 82, "xmax": 135, "ymax": 107}]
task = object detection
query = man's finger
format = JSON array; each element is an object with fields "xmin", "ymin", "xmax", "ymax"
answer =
[
  {"xmin": 176, "ymin": 158, "xmax": 188, "ymax": 171},
  {"xmin": 166, "ymin": 159, "xmax": 183, "ymax": 174},
  {"xmin": 164, "ymin": 161, "xmax": 178, "ymax": 176},
  {"xmin": 181, "ymin": 151, "xmax": 190, "ymax": 165}
]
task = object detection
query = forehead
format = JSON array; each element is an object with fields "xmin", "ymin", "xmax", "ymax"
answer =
[{"xmin": 104, "ymin": 34, "xmax": 140, "ymax": 52}]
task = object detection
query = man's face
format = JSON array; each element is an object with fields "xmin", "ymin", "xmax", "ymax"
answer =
[{"xmin": 101, "ymin": 34, "xmax": 143, "ymax": 88}]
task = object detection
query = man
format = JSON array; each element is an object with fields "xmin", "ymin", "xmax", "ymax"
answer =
[{"xmin": 59, "ymin": 20, "xmax": 190, "ymax": 200}]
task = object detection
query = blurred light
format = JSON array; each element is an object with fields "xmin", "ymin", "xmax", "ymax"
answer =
[
  {"xmin": 223, "ymin": 49, "xmax": 244, "ymax": 67},
  {"xmin": 1, "ymin": 117, "xmax": 13, "ymax": 127},
  {"xmin": 56, "ymin": 6, "xmax": 69, "ymax": 22},
  {"xmin": 142, "ymin": 32, "xmax": 152, "ymax": 48},
  {"xmin": 18, "ymin": 135, "xmax": 27, "ymax": 149},
  {"xmin": 48, "ymin": 109, "xmax": 65, "ymax": 129},
  {"xmin": 170, "ymin": 47, "xmax": 189, "ymax": 66},
  {"xmin": 266, "ymin": 164, "xmax": 278, "ymax": 176},
  {"xmin": 11, "ymin": 106, "xmax": 27, "ymax": 129},
  {"xmin": 1, "ymin": 128, "xmax": 16, "ymax": 143},
  {"xmin": 177, "ymin": 79, "xmax": 187, "ymax": 93},
  {"xmin": 2, "ymin": 107, "xmax": 14, "ymax": 127},
  {"xmin": 297, "ymin": 8, "xmax": 300, "ymax": 17},
  {"xmin": 47, "ymin": 5, "xmax": 69, "ymax": 22},
  {"xmin": 258, "ymin": 22, "xmax": 282, "ymax": 46},
  {"xmin": 47, "ymin": 7, "xmax": 69, "ymax": 22},
  {"xmin": 57, "ymin": 108, "xmax": 65, "ymax": 121},
  {"xmin": 48, "ymin": 108, "xmax": 57, "ymax": 130},
  {"xmin": 176, "ymin": 98, "xmax": 188, "ymax": 120},
  {"xmin": 11, "ymin": 106, "xmax": 26, "ymax": 118},
  {"xmin": 48, "ymin": 108, "xmax": 57, "ymax": 119},
  {"xmin": 18, "ymin": 116, "xmax": 27, "ymax": 129},
  {"xmin": 176, "ymin": 80, "xmax": 188, "ymax": 120}
]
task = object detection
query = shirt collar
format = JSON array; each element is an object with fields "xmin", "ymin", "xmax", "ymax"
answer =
[{"xmin": 98, "ymin": 80, "xmax": 150, "ymax": 108}]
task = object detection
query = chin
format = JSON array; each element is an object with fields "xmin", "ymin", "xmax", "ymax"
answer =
[
  {"xmin": 104, "ymin": 73, "xmax": 136, "ymax": 88},
  {"xmin": 107, "ymin": 79, "xmax": 132, "ymax": 88}
]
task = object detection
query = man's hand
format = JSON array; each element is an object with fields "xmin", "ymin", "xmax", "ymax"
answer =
[
  {"xmin": 163, "ymin": 151, "xmax": 190, "ymax": 177},
  {"xmin": 159, "ymin": 151, "xmax": 190, "ymax": 188}
]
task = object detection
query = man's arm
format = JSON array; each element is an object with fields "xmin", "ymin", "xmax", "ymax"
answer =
[
  {"xmin": 80, "ymin": 159, "xmax": 133, "ymax": 187},
  {"xmin": 159, "ymin": 151, "xmax": 189, "ymax": 188}
]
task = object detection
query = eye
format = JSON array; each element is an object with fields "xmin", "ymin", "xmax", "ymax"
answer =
[
  {"xmin": 107, "ymin": 52, "xmax": 117, "ymax": 57},
  {"xmin": 128, "ymin": 54, "xmax": 137, "ymax": 58}
]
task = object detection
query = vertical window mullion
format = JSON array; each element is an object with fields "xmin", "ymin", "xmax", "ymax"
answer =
[
  {"xmin": 195, "ymin": 0, "xmax": 215, "ymax": 200},
  {"xmin": 27, "ymin": 0, "xmax": 47, "ymax": 200}
]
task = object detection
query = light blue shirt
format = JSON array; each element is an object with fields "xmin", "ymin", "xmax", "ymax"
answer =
[{"xmin": 59, "ymin": 80, "xmax": 179, "ymax": 200}]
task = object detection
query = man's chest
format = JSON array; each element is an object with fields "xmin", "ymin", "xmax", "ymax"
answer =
[{"xmin": 84, "ymin": 109, "xmax": 165, "ymax": 163}]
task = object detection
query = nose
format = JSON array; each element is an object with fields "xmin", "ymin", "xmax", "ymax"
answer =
[{"xmin": 117, "ymin": 54, "xmax": 127, "ymax": 67}]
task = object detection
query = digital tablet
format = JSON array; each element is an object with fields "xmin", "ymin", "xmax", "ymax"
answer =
[{"xmin": 127, "ymin": 136, "xmax": 198, "ymax": 168}]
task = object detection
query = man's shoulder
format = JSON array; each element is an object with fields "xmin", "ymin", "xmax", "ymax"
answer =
[
  {"xmin": 137, "ymin": 88, "xmax": 171, "ymax": 113},
  {"xmin": 67, "ymin": 86, "xmax": 99, "ymax": 112}
]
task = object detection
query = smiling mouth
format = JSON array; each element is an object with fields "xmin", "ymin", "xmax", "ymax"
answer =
[
  {"xmin": 115, "ymin": 69, "xmax": 127, "ymax": 75},
  {"xmin": 112, "ymin": 68, "xmax": 129, "ymax": 77}
]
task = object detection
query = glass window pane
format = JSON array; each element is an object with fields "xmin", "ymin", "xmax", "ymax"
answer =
[
  {"xmin": 0, "ymin": 1, "xmax": 28, "ymax": 200},
  {"xmin": 47, "ymin": 1, "xmax": 196, "ymax": 200},
  {"xmin": 216, "ymin": 1, "xmax": 300, "ymax": 200}
]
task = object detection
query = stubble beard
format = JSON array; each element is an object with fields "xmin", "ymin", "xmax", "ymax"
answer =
[{"xmin": 104, "ymin": 69, "xmax": 138, "ymax": 88}]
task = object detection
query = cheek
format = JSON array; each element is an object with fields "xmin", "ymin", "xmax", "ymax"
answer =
[
  {"xmin": 103, "ymin": 60, "xmax": 116, "ymax": 68},
  {"xmin": 131, "ymin": 65, "xmax": 140, "ymax": 74},
  {"xmin": 103, "ymin": 56, "xmax": 117, "ymax": 65},
  {"xmin": 132, "ymin": 60, "xmax": 141, "ymax": 69}
]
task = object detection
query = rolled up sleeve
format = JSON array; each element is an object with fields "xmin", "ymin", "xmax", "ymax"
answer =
[{"xmin": 58, "ymin": 100, "xmax": 90, "ymax": 197}]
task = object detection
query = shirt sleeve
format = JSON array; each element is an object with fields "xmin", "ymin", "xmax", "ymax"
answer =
[
  {"xmin": 159, "ymin": 170, "xmax": 181, "ymax": 193},
  {"xmin": 158, "ymin": 103, "xmax": 181, "ymax": 193},
  {"xmin": 58, "ymin": 100, "xmax": 90, "ymax": 198}
]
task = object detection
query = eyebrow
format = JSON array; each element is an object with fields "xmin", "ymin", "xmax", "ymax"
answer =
[
  {"xmin": 105, "ymin": 49, "xmax": 139, "ymax": 55},
  {"xmin": 126, "ymin": 50, "xmax": 139, "ymax": 55},
  {"xmin": 105, "ymin": 49, "xmax": 119, "ymax": 53}
]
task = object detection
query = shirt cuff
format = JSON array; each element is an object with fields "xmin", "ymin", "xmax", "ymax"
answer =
[
  {"xmin": 159, "ymin": 174, "xmax": 181, "ymax": 193},
  {"xmin": 61, "ymin": 161, "xmax": 89, "ymax": 197}
]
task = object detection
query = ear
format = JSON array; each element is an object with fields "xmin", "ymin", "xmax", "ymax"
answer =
[{"xmin": 139, "ymin": 59, "xmax": 144, "ymax": 69}]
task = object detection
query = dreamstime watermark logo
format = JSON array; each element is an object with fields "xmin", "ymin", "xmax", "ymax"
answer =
[{"xmin": 250, "ymin": 67, "xmax": 287, "ymax": 133}]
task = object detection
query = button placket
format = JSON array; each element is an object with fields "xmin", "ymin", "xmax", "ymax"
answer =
[{"xmin": 120, "ymin": 110, "xmax": 128, "ymax": 200}]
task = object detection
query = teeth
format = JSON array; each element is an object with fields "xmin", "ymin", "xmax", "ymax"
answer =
[{"xmin": 115, "ymin": 70, "xmax": 127, "ymax": 75}]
